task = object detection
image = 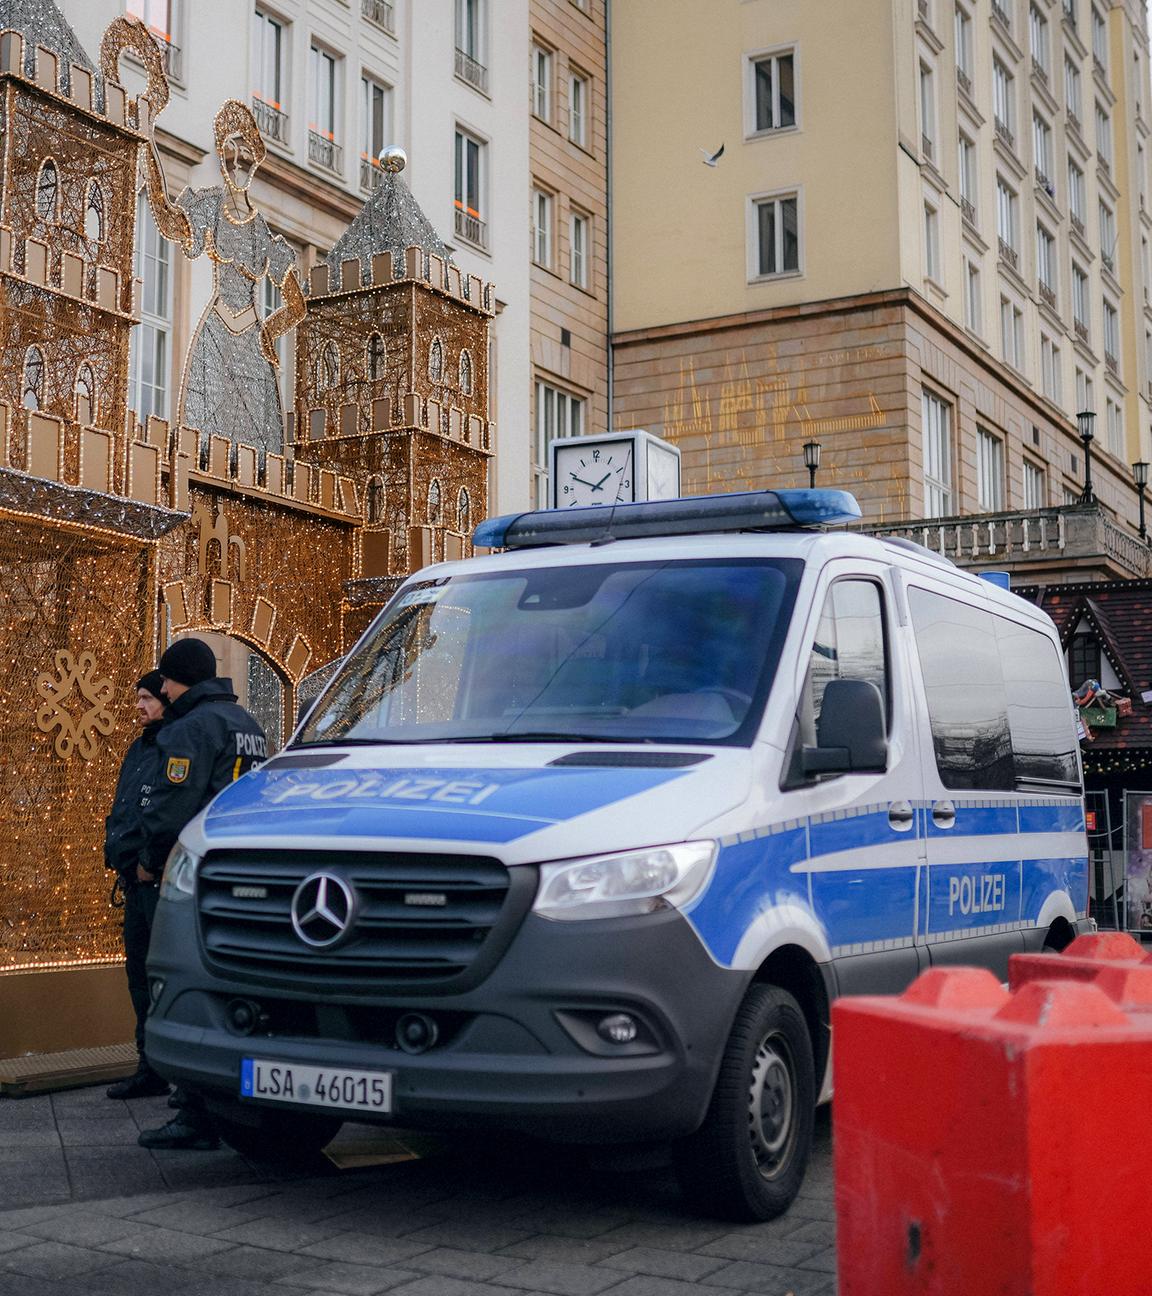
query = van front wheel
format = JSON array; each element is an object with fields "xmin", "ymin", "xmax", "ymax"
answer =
[{"xmin": 674, "ymin": 983, "xmax": 815, "ymax": 1221}]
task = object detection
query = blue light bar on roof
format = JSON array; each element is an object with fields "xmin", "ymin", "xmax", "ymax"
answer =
[{"xmin": 472, "ymin": 488, "xmax": 862, "ymax": 550}]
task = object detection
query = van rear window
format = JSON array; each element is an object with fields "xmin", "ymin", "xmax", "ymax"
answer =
[{"xmin": 908, "ymin": 587, "xmax": 1080, "ymax": 793}]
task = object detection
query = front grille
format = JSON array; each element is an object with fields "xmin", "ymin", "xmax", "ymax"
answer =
[{"xmin": 197, "ymin": 849, "xmax": 526, "ymax": 990}]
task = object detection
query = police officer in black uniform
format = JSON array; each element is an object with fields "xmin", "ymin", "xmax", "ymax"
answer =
[
  {"xmin": 135, "ymin": 637, "xmax": 268, "ymax": 1150},
  {"xmin": 105, "ymin": 670, "xmax": 170, "ymax": 1101}
]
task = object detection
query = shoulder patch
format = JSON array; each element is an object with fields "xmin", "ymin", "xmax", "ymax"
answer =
[{"xmin": 166, "ymin": 756, "xmax": 191, "ymax": 784}]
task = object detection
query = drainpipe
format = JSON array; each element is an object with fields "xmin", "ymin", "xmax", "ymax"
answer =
[{"xmin": 605, "ymin": 0, "xmax": 614, "ymax": 430}]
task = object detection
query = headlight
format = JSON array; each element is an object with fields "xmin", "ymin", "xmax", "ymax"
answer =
[
  {"xmin": 534, "ymin": 841, "xmax": 716, "ymax": 921},
  {"xmin": 160, "ymin": 844, "xmax": 200, "ymax": 902}
]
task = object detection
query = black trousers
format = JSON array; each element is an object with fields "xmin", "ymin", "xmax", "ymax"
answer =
[{"xmin": 122, "ymin": 879, "xmax": 160, "ymax": 1063}]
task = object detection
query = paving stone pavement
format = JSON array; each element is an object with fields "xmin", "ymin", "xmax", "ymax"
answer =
[{"xmin": 0, "ymin": 1085, "xmax": 836, "ymax": 1296}]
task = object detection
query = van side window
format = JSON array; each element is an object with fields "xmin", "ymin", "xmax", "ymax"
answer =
[
  {"xmin": 908, "ymin": 588, "xmax": 1015, "ymax": 791},
  {"xmin": 787, "ymin": 580, "xmax": 888, "ymax": 782},
  {"xmin": 996, "ymin": 618, "xmax": 1081, "ymax": 789}
]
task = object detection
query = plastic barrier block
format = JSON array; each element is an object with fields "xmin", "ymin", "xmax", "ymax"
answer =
[{"xmin": 834, "ymin": 966, "xmax": 1152, "ymax": 1296}]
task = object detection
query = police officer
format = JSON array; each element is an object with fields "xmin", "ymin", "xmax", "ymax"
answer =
[
  {"xmin": 105, "ymin": 670, "xmax": 170, "ymax": 1101},
  {"xmin": 135, "ymin": 637, "xmax": 268, "ymax": 1150}
]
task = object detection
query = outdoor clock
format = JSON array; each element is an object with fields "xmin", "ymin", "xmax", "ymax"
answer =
[{"xmin": 550, "ymin": 429, "xmax": 682, "ymax": 509}]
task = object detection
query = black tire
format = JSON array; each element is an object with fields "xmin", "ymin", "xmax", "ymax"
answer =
[
  {"xmin": 674, "ymin": 983, "xmax": 815, "ymax": 1222},
  {"xmin": 212, "ymin": 1106, "xmax": 343, "ymax": 1165}
]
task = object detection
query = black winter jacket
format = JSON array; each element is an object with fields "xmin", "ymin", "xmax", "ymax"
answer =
[
  {"xmin": 104, "ymin": 719, "xmax": 165, "ymax": 878},
  {"xmin": 138, "ymin": 677, "xmax": 268, "ymax": 875}
]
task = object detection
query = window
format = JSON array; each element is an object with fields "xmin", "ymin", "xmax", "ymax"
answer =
[
  {"xmin": 1036, "ymin": 223, "xmax": 1055, "ymax": 293},
  {"xmin": 1030, "ymin": 5, "xmax": 1049, "ymax": 74},
  {"xmin": 534, "ymin": 380, "xmax": 584, "ymax": 507},
  {"xmin": 1140, "ymin": 144, "xmax": 1148, "ymax": 210},
  {"xmin": 74, "ymin": 362, "xmax": 96, "ymax": 424},
  {"xmin": 1100, "ymin": 200, "xmax": 1116, "ymax": 271},
  {"xmin": 924, "ymin": 201, "xmax": 940, "ymax": 280},
  {"xmin": 1076, "ymin": 365, "xmax": 1093, "ymax": 413},
  {"xmin": 752, "ymin": 49, "xmax": 796, "ymax": 132},
  {"xmin": 323, "ymin": 341, "xmax": 340, "ymax": 388},
  {"xmin": 569, "ymin": 70, "xmax": 589, "ymax": 147},
  {"xmin": 959, "ymin": 133, "xmax": 976, "ymax": 218},
  {"xmin": 457, "ymin": 487, "xmax": 471, "ymax": 533},
  {"xmin": 428, "ymin": 479, "xmax": 442, "ymax": 525},
  {"xmin": 1072, "ymin": 262, "xmax": 1089, "ymax": 330},
  {"xmin": 128, "ymin": 192, "xmax": 171, "ymax": 421},
  {"xmin": 964, "ymin": 254, "xmax": 982, "ymax": 332},
  {"xmin": 993, "ymin": 58, "xmax": 1015, "ymax": 142},
  {"xmin": 753, "ymin": 193, "xmax": 799, "ymax": 277},
  {"xmin": 1069, "ymin": 632, "xmax": 1101, "ymax": 688},
  {"xmin": 458, "ymin": 349, "xmax": 473, "ymax": 395},
  {"xmin": 1091, "ymin": 4, "xmax": 1107, "ymax": 69},
  {"xmin": 84, "ymin": 180, "xmax": 105, "ymax": 242},
  {"xmin": 955, "ymin": 5, "xmax": 973, "ymax": 85},
  {"xmin": 1033, "ymin": 114, "xmax": 1052, "ymax": 184},
  {"xmin": 456, "ymin": 0, "xmax": 485, "ymax": 63},
  {"xmin": 429, "ymin": 336, "xmax": 443, "ymax": 382},
  {"xmin": 570, "ymin": 209, "xmax": 590, "ymax": 289},
  {"xmin": 366, "ymin": 333, "xmax": 386, "ymax": 381},
  {"xmin": 922, "ymin": 389, "xmax": 953, "ymax": 516},
  {"xmin": 997, "ymin": 619, "xmax": 1080, "ymax": 787},
  {"xmin": 1105, "ymin": 395, "xmax": 1123, "ymax": 455},
  {"xmin": 1095, "ymin": 102, "xmax": 1112, "ymax": 166},
  {"xmin": 35, "ymin": 160, "xmax": 57, "ymax": 221},
  {"xmin": 262, "ymin": 265, "xmax": 294, "ymax": 406},
  {"xmin": 1041, "ymin": 334, "xmax": 1062, "ymax": 402},
  {"xmin": 532, "ymin": 187, "xmax": 554, "ymax": 268},
  {"xmin": 366, "ymin": 476, "xmax": 384, "ymax": 524},
  {"xmin": 919, "ymin": 60, "xmax": 936, "ymax": 159},
  {"xmin": 1001, "ymin": 296, "xmax": 1025, "ymax": 370},
  {"xmin": 1068, "ymin": 157, "xmax": 1085, "ymax": 226},
  {"xmin": 22, "ymin": 346, "xmax": 43, "ymax": 411},
  {"xmin": 309, "ymin": 45, "xmax": 340, "ymax": 171},
  {"xmin": 996, "ymin": 176, "xmax": 1018, "ymax": 254},
  {"xmin": 532, "ymin": 43, "xmax": 552, "ymax": 122},
  {"xmin": 454, "ymin": 128, "xmax": 485, "ymax": 246},
  {"xmin": 789, "ymin": 580, "xmax": 888, "ymax": 777},
  {"xmin": 1103, "ymin": 298, "xmax": 1119, "ymax": 368},
  {"xmin": 1065, "ymin": 57, "xmax": 1081, "ymax": 123},
  {"xmin": 361, "ymin": 76, "xmax": 392, "ymax": 188},
  {"xmin": 252, "ymin": 9, "xmax": 287, "ymax": 141},
  {"xmin": 1023, "ymin": 459, "xmax": 1047, "ymax": 507},
  {"xmin": 127, "ymin": 0, "xmax": 179, "ymax": 74},
  {"xmin": 977, "ymin": 427, "xmax": 1005, "ymax": 511}
]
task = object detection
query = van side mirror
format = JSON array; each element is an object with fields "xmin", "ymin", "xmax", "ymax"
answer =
[{"xmin": 801, "ymin": 679, "xmax": 888, "ymax": 777}]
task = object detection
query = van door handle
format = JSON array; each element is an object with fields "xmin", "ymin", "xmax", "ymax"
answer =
[
  {"xmin": 888, "ymin": 800, "xmax": 914, "ymax": 832},
  {"xmin": 932, "ymin": 800, "xmax": 956, "ymax": 829}
]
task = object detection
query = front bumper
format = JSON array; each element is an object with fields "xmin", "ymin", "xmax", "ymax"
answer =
[{"xmin": 145, "ymin": 894, "xmax": 747, "ymax": 1143}]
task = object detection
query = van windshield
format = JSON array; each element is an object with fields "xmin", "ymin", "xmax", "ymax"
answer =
[{"xmin": 297, "ymin": 558, "xmax": 802, "ymax": 747}]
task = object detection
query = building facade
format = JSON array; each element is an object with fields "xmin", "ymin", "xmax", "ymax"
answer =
[{"xmin": 610, "ymin": 0, "xmax": 1152, "ymax": 535}]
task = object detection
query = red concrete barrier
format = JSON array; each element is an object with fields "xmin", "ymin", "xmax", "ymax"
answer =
[
  {"xmin": 834, "ymin": 965, "xmax": 1152, "ymax": 1296},
  {"xmin": 1009, "ymin": 932, "xmax": 1152, "ymax": 1010}
]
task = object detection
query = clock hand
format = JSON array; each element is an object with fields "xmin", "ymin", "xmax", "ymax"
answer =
[
  {"xmin": 568, "ymin": 473, "xmax": 600, "ymax": 489},
  {"xmin": 592, "ymin": 472, "xmax": 612, "ymax": 490}
]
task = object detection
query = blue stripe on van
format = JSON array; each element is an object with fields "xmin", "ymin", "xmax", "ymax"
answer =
[
  {"xmin": 926, "ymin": 804, "xmax": 1019, "ymax": 838},
  {"xmin": 808, "ymin": 809, "xmax": 900, "ymax": 857},
  {"xmin": 811, "ymin": 865, "xmax": 919, "ymax": 946},
  {"xmin": 1019, "ymin": 801, "xmax": 1085, "ymax": 834},
  {"xmin": 1021, "ymin": 854, "xmax": 1090, "ymax": 922},
  {"xmin": 924, "ymin": 860, "xmax": 1020, "ymax": 933}
]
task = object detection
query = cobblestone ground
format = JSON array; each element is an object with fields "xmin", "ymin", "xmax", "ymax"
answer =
[{"xmin": 0, "ymin": 1086, "xmax": 836, "ymax": 1296}]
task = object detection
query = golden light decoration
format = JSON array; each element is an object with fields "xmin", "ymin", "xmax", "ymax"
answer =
[{"xmin": 34, "ymin": 649, "xmax": 116, "ymax": 760}]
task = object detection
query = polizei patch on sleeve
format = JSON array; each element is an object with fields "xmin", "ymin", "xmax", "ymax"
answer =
[{"xmin": 166, "ymin": 757, "xmax": 191, "ymax": 784}]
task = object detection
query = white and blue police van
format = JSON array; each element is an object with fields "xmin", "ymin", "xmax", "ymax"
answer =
[{"xmin": 146, "ymin": 488, "xmax": 1091, "ymax": 1220}]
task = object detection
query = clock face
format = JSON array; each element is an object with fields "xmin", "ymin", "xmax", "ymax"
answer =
[{"xmin": 554, "ymin": 443, "xmax": 635, "ymax": 508}]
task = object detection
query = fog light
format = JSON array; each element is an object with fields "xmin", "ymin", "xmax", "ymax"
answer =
[
  {"xmin": 397, "ymin": 1013, "xmax": 439, "ymax": 1054},
  {"xmin": 597, "ymin": 1013, "xmax": 638, "ymax": 1045},
  {"xmin": 227, "ymin": 999, "xmax": 259, "ymax": 1035}
]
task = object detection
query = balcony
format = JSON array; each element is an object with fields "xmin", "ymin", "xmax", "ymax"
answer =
[
  {"xmin": 1035, "ymin": 167, "xmax": 1055, "ymax": 199},
  {"xmin": 308, "ymin": 130, "xmax": 342, "ymax": 174},
  {"xmin": 917, "ymin": 0, "xmax": 928, "ymax": 17},
  {"xmin": 1074, "ymin": 318, "xmax": 1090, "ymax": 343},
  {"xmin": 1105, "ymin": 350, "xmax": 1119, "ymax": 376},
  {"xmin": 1098, "ymin": 153, "xmax": 1111, "ymax": 177},
  {"xmin": 454, "ymin": 205, "xmax": 487, "ymax": 249},
  {"xmin": 1102, "ymin": 251, "xmax": 1115, "ymax": 275},
  {"xmin": 1093, "ymin": 54, "xmax": 1107, "ymax": 80},
  {"xmin": 961, "ymin": 196, "xmax": 977, "ymax": 227},
  {"xmin": 1063, "ymin": 0, "xmax": 1077, "ymax": 30},
  {"xmin": 360, "ymin": 156, "xmax": 384, "ymax": 192},
  {"xmin": 251, "ymin": 96, "xmax": 289, "ymax": 146},
  {"xmin": 1031, "ymin": 56, "xmax": 1048, "ymax": 84},
  {"xmin": 998, "ymin": 237, "xmax": 1019, "ymax": 271},
  {"xmin": 921, "ymin": 134, "xmax": 934, "ymax": 163},
  {"xmin": 956, "ymin": 66, "xmax": 972, "ymax": 96},
  {"xmin": 455, "ymin": 47, "xmax": 488, "ymax": 95},
  {"xmin": 361, "ymin": 0, "xmax": 395, "ymax": 33},
  {"xmin": 994, "ymin": 118, "xmax": 1015, "ymax": 151},
  {"xmin": 1039, "ymin": 281, "xmax": 1057, "ymax": 309},
  {"xmin": 1067, "ymin": 110, "xmax": 1081, "ymax": 137},
  {"xmin": 991, "ymin": 0, "xmax": 1011, "ymax": 28},
  {"xmin": 1071, "ymin": 211, "xmax": 1085, "ymax": 237}
]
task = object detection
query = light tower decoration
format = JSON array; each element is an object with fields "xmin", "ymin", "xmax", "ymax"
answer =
[{"xmin": 294, "ymin": 146, "xmax": 496, "ymax": 619}]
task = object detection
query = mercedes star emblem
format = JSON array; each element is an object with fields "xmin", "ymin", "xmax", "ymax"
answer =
[{"xmin": 290, "ymin": 872, "xmax": 357, "ymax": 948}]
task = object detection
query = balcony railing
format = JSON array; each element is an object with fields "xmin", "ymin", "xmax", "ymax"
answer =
[
  {"xmin": 1071, "ymin": 211, "xmax": 1085, "ymax": 237},
  {"xmin": 961, "ymin": 196, "xmax": 977, "ymax": 226},
  {"xmin": 998, "ymin": 237, "xmax": 1019, "ymax": 271},
  {"xmin": 360, "ymin": 156, "xmax": 384, "ymax": 191},
  {"xmin": 957, "ymin": 66, "xmax": 972, "ymax": 96},
  {"xmin": 1093, "ymin": 54, "xmax": 1107, "ymax": 79},
  {"xmin": 1074, "ymin": 318, "xmax": 1090, "ymax": 343},
  {"xmin": 454, "ymin": 206, "xmax": 487, "ymax": 249},
  {"xmin": 994, "ymin": 118, "xmax": 1015, "ymax": 151},
  {"xmin": 250, "ymin": 96, "xmax": 289, "ymax": 145},
  {"xmin": 1105, "ymin": 350, "xmax": 1119, "ymax": 375},
  {"xmin": 917, "ymin": 0, "xmax": 929, "ymax": 20},
  {"xmin": 991, "ymin": 0, "xmax": 1011, "ymax": 28},
  {"xmin": 1031, "ymin": 56, "xmax": 1048, "ymax": 83},
  {"xmin": 1102, "ymin": 251, "xmax": 1115, "ymax": 274},
  {"xmin": 921, "ymin": 134, "xmax": 934, "ymax": 163},
  {"xmin": 1098, "ymin": 152, "xmax": 1111, "ymax": 177},
  {"xmin": 455, "ymin": 47, "xmax": 488, "ymax": 94},
  {"xmin": 1035, "ymin": 167, "xmax": 1055, "ymax": 198},
  {"xmin": 308, "ymin": 130, "xmax": 342, "ymax": 174},
  {"xmin": 1067, "ymin": 110, "xmax": 1081, "ymax": 137},
  {"xmin": 1063, "ymin": 0, "xmax": 1077, "ymax": 30},
  {"xmin": 361, "ymin": 0, "xmax": 395, "ymax": 33},
  {"xmin": 1039, "ymin": 281, "xmax": 1057, "ymax": 309},
  {"xmin": 155, "ymin": 36, "xmax": 182, "ymax": 81}
]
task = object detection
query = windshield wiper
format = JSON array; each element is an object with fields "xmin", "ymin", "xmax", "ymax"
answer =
[{"xmin": 464, "ymin": 732, "xmax": 644, "ymax": 744}]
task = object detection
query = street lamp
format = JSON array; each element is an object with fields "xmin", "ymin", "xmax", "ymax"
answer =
[
  {"xmin": 1077, "ymin": 409, "xmax": 1096, "ymax": 505},
  {"xmin": 1134, "ymin": 460, "xmax": 1149, "ymax": 541},
  {"xmin": 803, "ymin": 439, "xmax": 822, "ymax": 489}
]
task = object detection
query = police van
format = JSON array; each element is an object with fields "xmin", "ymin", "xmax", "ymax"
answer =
[{"xmin": 145, "ymin": 488, "xmax": 1091, "ymax": 1220}]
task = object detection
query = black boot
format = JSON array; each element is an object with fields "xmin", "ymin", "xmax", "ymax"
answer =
[
  {"xmin": 106, "ymin": 1067, "xmax": 170, "ymax": 1100},
  {"xmin": 138, "ymin": 1114, "xmax": 220, "ymax": 1151}
]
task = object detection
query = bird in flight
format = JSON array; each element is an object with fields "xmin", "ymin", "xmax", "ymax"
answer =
[{"xmin": 700, "ymin": 143, "xmax": 725, "ymax": 167}]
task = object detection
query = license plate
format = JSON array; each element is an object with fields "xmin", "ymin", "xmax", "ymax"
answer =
[{"xmin": 240, "ymin": 1058, "xmax": 393, "ymax": 1114}]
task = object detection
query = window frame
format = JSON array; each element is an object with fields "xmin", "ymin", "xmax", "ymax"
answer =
[
  {"xmin": 922, "ymin": 387, "xmax": 954, "ymax": 517},
  {"xmin": 569, "ymin": 207, "xmax": 591, "ymax": 290},
  {"xmin": 532, "ymin": 185, "xmax": 555, "ymax": 269},
  {"xmin": 568, "ymin": 68, "xmax": 590, "ymax": 148},
  {"xmin": 531, "ymin": 41, "xmax": 553, "ymax": 123},
  {"xmin": 976, "ymin": 425, "xmax": 1006, "ymax": 511},
  {"xmin": 746, "ymin": 45, "xmax": 798, "ymax": 138},
  {"xmin": 533, "ymin": 379, "xmax": 586, "ymax": 509},
  {"xmin": 748, "ymin": 189, "xmax": 802, "ymax": 281}
]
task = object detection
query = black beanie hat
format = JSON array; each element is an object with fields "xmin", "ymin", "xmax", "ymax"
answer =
[
  {"xmin": 158, "ymin": 638, "xmax": 217, "ymax": 687},
  {"xmin": 135, "ymin": 669, "xmax": 166, "ymax": 700}
]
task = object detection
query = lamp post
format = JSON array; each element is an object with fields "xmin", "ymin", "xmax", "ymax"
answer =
[
  {"xmin": 803, "ymin": 439, "xmax": 822, "ymax": 488},
  {"xmin": 1134, "ymin": 460, "xmax": 1149, "ymax": 541},
  {"xmin": 1077, "ymin": 409, "xmax": 1096, "ymax": 505}
]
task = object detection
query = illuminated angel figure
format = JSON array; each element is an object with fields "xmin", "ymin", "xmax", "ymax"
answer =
[{"xmin": 141, "ymin": 99, "xmax": 304, "ymax": 453}]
